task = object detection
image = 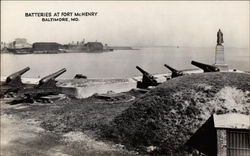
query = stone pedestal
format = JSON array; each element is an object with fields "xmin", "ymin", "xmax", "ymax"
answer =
[{"xmin": 214, "ymin": 45, "xmax": 228, "ymax": 72}]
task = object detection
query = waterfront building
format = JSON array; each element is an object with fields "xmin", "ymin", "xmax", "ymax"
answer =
[
  {"xmin": 32, "ymin": 42, "xmax": 60, "ymax": 51},
  {"xmin": 13, "ymin": 38, "xmax": 32, "ymax": 49},
  {"xmin": 1, "ymin": 42, "xmax": 6, "ymax": 50},
  {"xmin": 85, "ymin": 42, "xmax": 104, "ymax": 52}
]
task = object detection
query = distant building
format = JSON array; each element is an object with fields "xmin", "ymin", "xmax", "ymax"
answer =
[
  {"xmin": 1, "ymin": 42, "xmax": 6, "ymax": 50},
  {"xmin": 66, "ymin": 41, "xmax": 113, "ymax": 52},
  {"xmin": 32, "ymin": 42, "xmax": 60, "ymax": 51},
  {"xmin": 5, "ymin": 38, "xmax": 32, "ymax": 53},
  {"xmin": 13, "ymin": 38, "xmax": 32, "ymax": 49},
  {"xmin": 85, "ymin": 42, "xmax": 103, "ymax": 52}
]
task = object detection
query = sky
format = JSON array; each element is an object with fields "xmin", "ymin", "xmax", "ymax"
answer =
[{"xmin": 1, "ymin": 1, "xmax": 249, "ymax": 48}]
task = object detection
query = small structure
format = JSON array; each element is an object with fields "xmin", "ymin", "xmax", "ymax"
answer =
[
  {"xmin": 186, "ymin": 113, "xmax": 250, "ymax": 156},
  {"xmin": 32, "ymin": 42, "xmax": 60, "ymax": 51},
  {"xmin": 214, "ymin": 29, "xmax": 228, "ymax": 71}
]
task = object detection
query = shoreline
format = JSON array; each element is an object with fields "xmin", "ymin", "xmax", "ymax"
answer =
[
  {"xmin": 1, "ymin": 70, "xmax": 247, "ymax": 98},
  {"xmin": 1, "ymin": 46, "xmax": 136, "ymax": 55}
]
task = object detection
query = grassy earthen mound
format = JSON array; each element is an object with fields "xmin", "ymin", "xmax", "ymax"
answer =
[{"xmin": 102, "ymin": 72, "xmax": 250, "ymax": 155}]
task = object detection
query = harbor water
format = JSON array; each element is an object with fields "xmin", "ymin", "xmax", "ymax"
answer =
[{"xmin": 1, "ymin": 47, "xmax": 249, "ymax": 79}]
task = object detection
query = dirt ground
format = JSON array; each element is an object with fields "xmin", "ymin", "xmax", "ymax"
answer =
[{"xmin": 0, "ymin": 90, "xmax": 144, "ymax": 156}]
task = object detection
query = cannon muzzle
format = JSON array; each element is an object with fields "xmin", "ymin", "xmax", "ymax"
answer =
[
  {"xmin": 164, "ymin": 64, "xmax": 178, "ymax": 73},
  {"xmin": 191, "ymin": 61, "xmax": 220, "ymax": 72},
  {"xmin": 136, "ymin": 66, "xmax": 154, "ymax": 79},
  {"xmin": 164, "ymin": 64, "xmax": 184, "ymax": 78},
  {"xmin": 136, "ymin": 66, "xmax": 149, "ymax": 75},
  {"xmin": 6, "ymin": 67, "xmax": 30, "ymax": 83},
  {"xmin": 38, "ymin": 68, "xmax": 66, "ymax": 87}
]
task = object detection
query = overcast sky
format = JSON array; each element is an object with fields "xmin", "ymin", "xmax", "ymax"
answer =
[{"xmin": 1, "ymin": 1, "xmax": 249, "ymax": 47}]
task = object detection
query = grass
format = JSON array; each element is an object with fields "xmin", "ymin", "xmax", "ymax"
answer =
[{"xmin": 101, "ymin": 72, "xmax": 250, "ymax": 155}]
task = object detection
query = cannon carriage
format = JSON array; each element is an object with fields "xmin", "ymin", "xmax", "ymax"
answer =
[{"xmin": 136, "ymin": 66, "xmax": 160, "ymax": 89}]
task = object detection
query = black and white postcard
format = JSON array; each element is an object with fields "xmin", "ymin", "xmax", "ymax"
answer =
[{"xmin": 1, "ymin": 1, "xmax": 249, "ymax": 156}]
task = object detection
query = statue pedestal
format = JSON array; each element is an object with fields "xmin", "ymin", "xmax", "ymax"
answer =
[{"xmin": 214, "ymin": 45, "xmax": 228, "ymax": 72}]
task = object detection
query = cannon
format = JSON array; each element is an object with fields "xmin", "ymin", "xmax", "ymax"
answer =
[
  {"xmin": 5, "ymin": 67, "xmax": 30, "ymax": 86},
  {"xmin": 191, "ymin": 61, "xmax": 220, "ymax": 72},
  {"xmin": 164, "ymin": 64, "xmax": 184, "ymax": 78},
  {"xmin": 11, "ymin": 68, "xmax": 67, "ymax": 104},
  {"xmin": 136, "ymin": 66, "xmax": 159, "ymax": 89},
  {"xmin": 0, "ymin": 67, "xmax": 30, "ymax": 98},
  {"xmin": 38, "ymin": 68, "xmax": 66, "ymax": 88}
]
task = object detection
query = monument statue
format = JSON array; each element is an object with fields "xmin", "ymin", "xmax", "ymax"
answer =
[
  {"xmin": 215, "ymin": 29, "xmax": 228, "ymax": 71},
  {"xmin": 217, "ymin": 29, "xmax": 224, "ymax": 45}
]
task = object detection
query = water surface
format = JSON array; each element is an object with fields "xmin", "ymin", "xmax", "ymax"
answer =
[{"xmin": 1, "ymin": 47, "xmax": 249, "ymax": 79}]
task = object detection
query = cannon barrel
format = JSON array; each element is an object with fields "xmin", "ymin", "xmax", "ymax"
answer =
[
  {"xmin": 6, "ymin": 67, "xmax": 30, "ymax": 83},
  {"xmin": 164, "ymin": 64, "xmax": 178, "ymax": 73},
  {"xmin": 164, "ymin": 64, "xmax": 184, "ymax": 78},
  {"xmin": 136, "ymin": 66, "xmax": 158, "ymax": 88},
  {"xmin": 39, "ymin": 68, "xmax": 66, "ymax": 85},
  {"xmin": 191, "ymin": 61, "xmax": 220, "ymax": 72},
  {"xmin": 136, "ymin": 66, "xmax": 150, "ymax": 75}
]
